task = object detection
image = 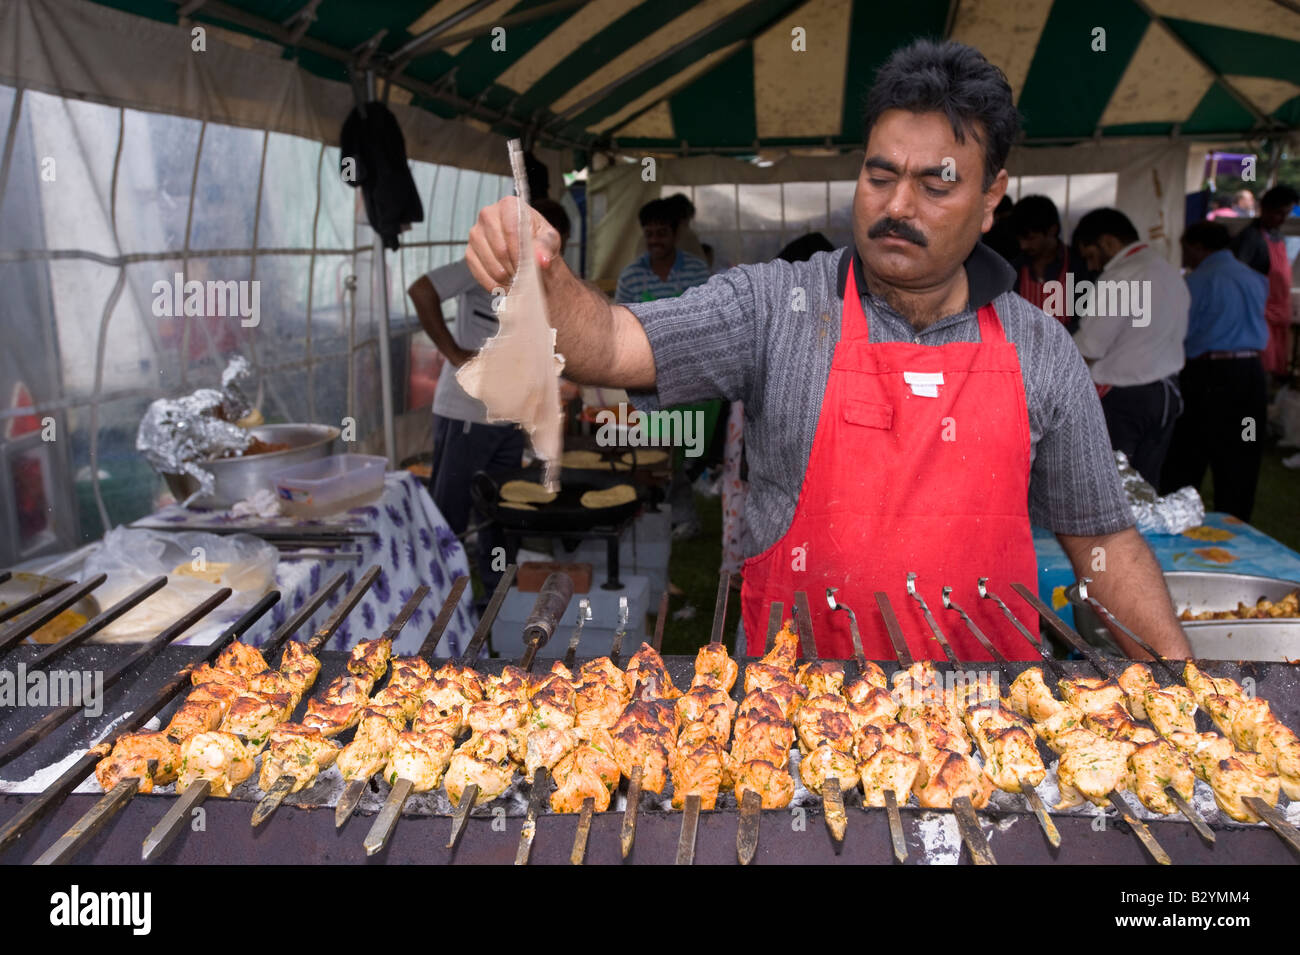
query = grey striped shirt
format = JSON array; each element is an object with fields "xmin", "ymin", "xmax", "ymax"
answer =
[{"xmin": 627, "ymin": 243, "xmax": 1134, "ymax": 558}]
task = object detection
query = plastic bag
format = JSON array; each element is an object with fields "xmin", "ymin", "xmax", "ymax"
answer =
[{"xmin": 82, "ymin": 527, "xmax": 277, "ymax": 642}]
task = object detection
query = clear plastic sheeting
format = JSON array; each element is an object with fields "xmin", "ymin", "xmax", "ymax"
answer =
[
  {"xmin": 0, "ymin": 78, "xmax": 510, "ymax": 558},
  {"xmin": 1115, "ymin": 450, "xmax": 1205, "ymax": 536}
]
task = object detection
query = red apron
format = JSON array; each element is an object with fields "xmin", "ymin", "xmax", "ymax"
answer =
[
  {"xmin": 1263, "ymin": 234, "xmax": 1291, "ymax": 377},
  {"xmin": 740, "ymin": 268, "xmax": 1041, "ymax": 661}
]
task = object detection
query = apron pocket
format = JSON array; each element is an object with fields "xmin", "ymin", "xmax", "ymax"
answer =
[{"xmin": 843, "ymin": 399, "xmax": 893, "ymax": 430}]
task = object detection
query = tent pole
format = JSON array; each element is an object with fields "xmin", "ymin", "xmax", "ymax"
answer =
[{"xmin": 360, "ymin": 67, "xmax": 397, "ymax": 469}]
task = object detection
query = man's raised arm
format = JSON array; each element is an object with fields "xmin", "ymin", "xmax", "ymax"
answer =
[{"xmin": 466, "ymin": 197, "xmax": 656, "ymax": 390}]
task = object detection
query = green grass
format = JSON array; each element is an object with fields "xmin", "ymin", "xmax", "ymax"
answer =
[
  {"xmin": 1237, "ymin": 441, "xmax": 1300, "ymax": 554},
  {"xmin": 659, "ymin": 492, "xmax": 727, "ymax": 655}
]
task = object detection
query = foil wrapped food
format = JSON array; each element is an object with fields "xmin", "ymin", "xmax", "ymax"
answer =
[
  {"xmin": 136, "ymin": 357, "xmax": 254, "ymax": 504},
  {"xmin": 1115, "ymin": 451, "xmax": 1204, "ymax": 535}
]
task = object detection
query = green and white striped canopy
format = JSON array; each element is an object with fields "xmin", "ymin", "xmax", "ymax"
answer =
[{"xmin": 98, "ymin": 0, "xmax": 1300, "ymax": 159}]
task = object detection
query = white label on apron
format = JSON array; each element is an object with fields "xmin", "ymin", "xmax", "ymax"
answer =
[{"xmin": 903, "ymin": 371, "xmax": 944, "ymax": 397}]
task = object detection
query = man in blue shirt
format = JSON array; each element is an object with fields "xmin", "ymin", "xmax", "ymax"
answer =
[
  {"xmin": 1160, "ymin": 220, "xmax": 1269, "ymax": 520},
  {"xmin": 615, "ymin": 199, "xmax": 711, "ymax": 304}
]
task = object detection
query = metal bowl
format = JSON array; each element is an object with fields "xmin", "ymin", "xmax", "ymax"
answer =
[
  {"xmin": 1071, "ymin": 571, "xmax": 1300, "ymax": 662},
  {"xmin": 163, "ymin": 423, "xmax": 340, "ymax": 508}
]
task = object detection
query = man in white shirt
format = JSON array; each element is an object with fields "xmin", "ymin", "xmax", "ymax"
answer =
[
  {"xmin": 408, "ymin": 198, "xmax": 570, "ymax": 598},
  {"xmin": 1071, "ymin": 208, "xmax": 1189, "ymax": 486}
]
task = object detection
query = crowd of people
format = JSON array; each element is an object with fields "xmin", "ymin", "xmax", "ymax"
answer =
[{"xmin": 982, "ymin": 183, "xmax": 1299, "ymax": 520}]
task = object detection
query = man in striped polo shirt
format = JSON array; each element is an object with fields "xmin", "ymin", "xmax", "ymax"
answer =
[{"xmin": 614, "ymin": 198, "xmax": 711, "ymax": 304}]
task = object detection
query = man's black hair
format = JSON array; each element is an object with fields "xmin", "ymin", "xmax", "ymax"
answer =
[
  {"xmin": 994, "ymin": 195, "xmax": 1013, "ymax": 216},
  {"xmin": 862, "ymin": 39, "xmax": 1020, "ymax": 190},
  {"xmin": 1011, "ymin": 194, "xmax": 1061, "ymax": 237},
  {"xmin": 1072, "ymin": 207, "xmax": 1139, "ymax": 248},
  {"xmin": 532, "ymin": 197, "xmax": 571, "ymax": 240},
  {"xmin": 639, "ymin": 198, "xmax": 675, "ymax": 228},
  {"xmin": 663, "ymin": 192, "xmax": 696, "ymax": 225},
  {"xmin": 1260, "ymin": 184, "xmax": 1299, "ymax": 210},
  {"xmin": 1181, "ymin": 220, "xmax": 1231, "ymax": 252}
]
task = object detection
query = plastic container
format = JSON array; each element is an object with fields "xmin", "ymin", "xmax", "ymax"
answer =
[{"xmin": 272, "ymin": 454, "xmax": 387, "ymax": 516}]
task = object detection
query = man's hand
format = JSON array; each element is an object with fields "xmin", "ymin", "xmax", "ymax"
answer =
[
  {"xmin": 466, "ymin": 197, "xmax": 564, "ymax": 294},
  {"xmin": 1056, "ymin": 526, "xmax": 1192, "ymax": 659},
  {"xmin": 459, "ymin": 198, "xmax": 658, "ymax": 390},
  {"xmin": 447, "ymin": 346, "xmax": 477, "ymax": 368}
]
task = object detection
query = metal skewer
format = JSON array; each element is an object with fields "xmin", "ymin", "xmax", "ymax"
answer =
[
  {"xmin": 1165, "ymin": 787, "xmax": 1214, "ymax": 844},
  {"xmin": 1009, "ymin": 582, "xmax": 1119, "ymax": 679},
  {"xmin": 563, "ymin": 598, "xmax": 591, "ymax": 670},
  {"xmin": 825, "ymin": 587, "xmax": 867, "ymax": 673},
  {"xmin": 571, "ymin": 796, "xmax": 595, "ymax": 864},
  {"xmin": 1068, "ymin": 577, "xmax": 1181, "ymax": 680},
  {"xmin": 446, "ymin": 567, "xmax": 529, "ymax": 853},
  {"xmin": 337, "ymin": 576, "xmax": 467, "ymax": 829},
  {"xmin": 265, "ymin": 585, "xmax": 430, "ymax": 831},
  {"xmin": 797, "ymin": 611, "xmax": 848, "ymax": 853},
  {"xmin": 142, "ymin": 568, "xmax": 381, "ymax": 861},
  {"xmin": 952, "ymin": 795, "xmax": 997, "ymax": 865},
  {"xmin": 882, "ymin": 789, "xmax": 908, "ymax": 862},
  {"xmin": 515, "ymin": 767, "xmax": 550, "ymax": 865},
  {"xmin": 1243, "ymin": 796, "xmax": 1300, "ymax": 856},
  {"xmin": 736, "ymin": 602, "xmax": 785, "ymax": 865},
  {"xmin": 1107, "ymin": 789, "xmax": 1172, "ymax": 865},
  {"xmin": 609, "ymin": 595, "xmax": 630, "ymax": 668},
  {"xmin": 792, "ymin": 590, "xmax": 816, "ymax": 660},
  {"xmin": 32, "ymin": 761, "xmax": 157, "ymax": 865},
  {"xmin": 1, "ymin": 574, "xmax": 346, "ymax": 858},
  {"xmin": 620, "ymin": 764, "xmax": 643, "ymax": 860},
  {"xmin": 873, "ymin": 592, "xmax": 913, "ymax": 668},
  {"xmin": 940, "ymin": 587, "xmax": 1010, "ymax": 670},
  {"xmin": 905, "ymin": 572, "xmax": 958, "ymax": 664},
  {"xmin": 978, "ymin": 578, "xmax": 1067, "ymax": 680},
  {"xmin": 651, "ymin": 591, "xmax": 668, "ymax": 652},
  {"xmin": 0, "ymin": 578, "xmax": 73, "ymax": 626},
  {"xmin": 675, "ymin": 793, "xmax": 701, "ymax": 864},
  {"xmin": 0, "ymin": 586, "xmax": 234, "ymax": 771},
  {"xmin": 1018, "ymin": 780, "xmax": 1061, "ymax": 848},
  {"xmin": 0, "ymin": 573, "xmax": 107, "ymax": 656},
  {"xmin": 27, "ymin": 576, "xmax": 168, "ymax": 671}
]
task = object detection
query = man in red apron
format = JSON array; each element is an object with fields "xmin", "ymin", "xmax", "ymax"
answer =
[{"xmin": 464, "ymin": 40, "xmax": 1193, "ymax": 662}]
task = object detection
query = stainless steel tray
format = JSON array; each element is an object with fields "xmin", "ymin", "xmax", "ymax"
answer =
[
  {"xmin": 163, "ymin": 423, "xmax": 340, "ymax": 508},
  {"xmin": 1072, "ymin": 571, "xmax": 1300, "ymax": 662}
]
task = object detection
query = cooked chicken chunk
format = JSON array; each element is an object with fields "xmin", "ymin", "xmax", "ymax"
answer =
[
  {"xmin": 693, "ymin": 642, "xmax": 738, "ymax": 691},
  {"xmin": 1128, "ymin": 738, "xmax": 1194, "ymax": 815},
  {"xmin": 165, "ymin": 699, "xmax": 226, "ymax": 741},
  {"xmin": 846, "ymin": 686, "xmax": 899, "ymax": 729},
  {"xmin": 911, "ymin": 718, "xmax": 969, "ymax": 785},
  {"xmin": 412, "ymin": 701, "xmax": 465, "ymax": 738},
  {"xmin": 672, "ymin": 729, "xmax": 730, "ymax": 810},
  {"xmin": 1168, "ymin": 731, "xmax": 1236, "ymax": 782},
  {"xmin": 369, "ymin": 682, "xmax": 424, "ymax": 723},
  {"xmin": 189, "ymin": 664, "xmax": 248, "ymax": 691},
  {"xmin": 95, "ymin": 732, "xmax": 180, "ymax": 793},
  {"xmin": 796, "ymin": 661, "xmax": 845, "ymax": 698},
  {"xmin": 386, "ymin": 655, "xmax": 433, "ymax": 688},
  {"xmin": 346, "ymin": 637, "xmax": 392, "ymax": 683},
  {"xmin": 1058, "ymin": 676, "xmax": 1126, "ymax": 714},
  {"xmin": 385, "ymin": 730, "xmax": 456, "ymax": 792},
  {"xmin": 795, "ymin": 694, "xmax": 853, "ymax": 753},
  {"xmin": 734, "ymin": 759, "xmax": 795, "ymax": 808},
  {"xmin": 551, "ymin": 740, "xmax": 621, "ymax": 813},
  {"xmin": 1229, "ymin": 698, "xmax": 1275, "ymax": 752},
  {"xmin": 467, "ymin": 697, "xmax": 530, "ymax": 737},
  {"xmin": 530, "ymin": 661, "xmax": 574, "ymax": 694},
  {"xmin": 1208, "ymin": 757, "xmax": 1281, "ymax": 823},
  {"xmin": 799, "ymin": 742, "xmax": 860, "ymax": 795},
  {"xmin": 337, "ymin": 710, "xmax": 402, "ymax": 781},
  {"xmin": 574, "ymin": 680, "xmax": 625, "ymax": 739},
  {"xmin": 485, "ymin": 665, "xmax": 530, "ymax": 704},
  {"xmin": 578, "ymin": 657, "xmax": 629, "ymax": 700},
  {"xmin": 432, "ymin": 662, "xmax": 485, "ymax": 701},
  {"xmin": 1257, "ymin": 722, "xmax": 1300, "ymax": 800},
  {"xmin": 1084, "ymin": 701, "xmax": 1158, "ymax": 745},
  {"xmin": 1141, "ymin": 685, "xmax": 1197, "ymax": 737},
  {"xmin": 257, "ymin": 724, "xmax": 340, "ymax": 793},
  {"xmin": 529, "ymin": 680, "xmax": 577, "ymax": 731},
  {"xmin": 731, "ymin": 715, "xmax": 796, "ymax": 766},
  {"xmin": 1183, "ymin": 661, "xmax": 1242, "ymax": 708},
  {"xmin": 760, "ymin": 621, "xmax": 800, "ymax": 671},
  {"xmin": 854, "ymin": 722, "xmax": 915, "ymax": 763},
  {"xmin": 1201, "ymin": 693, "xmax": 1243, "ymax": 738},
  {"xmin": 979, "ymin": 726, "xmax": 1046, "ymax": 792},
  {"xmin": 213, "ymin": 641, "xmax": 268, "ymax": 679},
  {"xmin": 1006, "ymin": 667, "xmax": 1063, "ymax": 722},
  {"xmin": 859, "ymin": 746, "xmax": 922, "ymax": 807},
  {"xmin": 674, "ymin": 684, "xmax": 735, "ymax": 744},
  {"xmin": 302, "ymin": 700, "xmax": 364, "ymax": 737},
  {"xmin": 1054, "ymin": 737, "xmax": 1136, "ymax": 809},
  {"xmin": 221, "ymin": 691, "xmax": 294, "ymax": 750},
  {"xmin": 1034, "ymin": 704, "xmax": 1097, "ymax": 755},
  {"xmin": 186, "ymin": 681, "xmax": 242, "ymax": 720},
  {"xmin": 744, "ymin": 662, "xmax": 797, "ymax": 697},
  {"xmin": 420, "ymin": 677, "xmax": 477, "ymax": 733},
  {"xmin": 850, "ymin": 660, "xmax": 889, "ymax": 692},
  {"xmin": 177, "ymin": 731, "xmax": 254, "ymax": 797},
  {"xmin": 624, "ymin": 643, "xmax": 680, "ymax": 699},
  {"xmin": 1118, "ymin": 663, "xmax": 1157, "ymax": 720},
  {"xmin": 444, "ymin": 731, "xmax": 514, "ymax": 806},
  {"xmin": 525, "ymin": 726, "xmax": 579, "ymax": 780},
  {"xmin": 321, "ymin": 674, "xmax": 375, "ymax": 706},
  {"xmin": 914, "ymin": 750, "xmax": 993, "ymax": 809},
  {"xmin": 246, "ymin": 669, "xmax": 302, "ymax": 705},
  {"xmin": 276, "ymin": 640, "xmax": 321, "ymax": 697}
]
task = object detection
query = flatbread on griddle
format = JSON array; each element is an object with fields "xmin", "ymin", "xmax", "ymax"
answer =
[
  {"xmin": 580, "ymin": 484, "xmax": 637, "ymax": 509},
  {"xmin": 561, "ymin": 449, "xmax": 614, "ymax": 470},
  {"xmin": 620, "ymin": 449, "xmax": 669, "ymax": 467},
  {"xmin": 500, "ymin": 480, "xmax": 557, "ymax": 505},
  {"xmin": 500, "ymin": 501, "xmax": 537, "ymax": 510}
]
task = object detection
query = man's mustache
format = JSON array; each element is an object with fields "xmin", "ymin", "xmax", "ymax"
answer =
[{"xmin": 867, "ymin": 217, "xmax": 928, "ymax": 247}]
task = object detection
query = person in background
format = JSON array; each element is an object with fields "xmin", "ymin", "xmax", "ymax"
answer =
[
  {"xmin": 663, "ymin": 192, "xmax": 709, "ymax": 264},
  {"xmin": 777, "ymin": 231, "xmax": 835, "ymax": 262},
  {"xmin": 700, "ymin": 242, "xmax": 716, "ymax": 272},
  {"xmin": 409, "ymin": 198, "xmax": 571, "ymax": 608},
  {"xmin": 615, "ymin": 198, "xmax": 711, "ymax": 304},
  {"xmin": 1231, "ymin": 184, "xmax": 1298, "ymax": 379},
  {"xmin": 1012, "ymin": 194, "xmax": 1091, "ymax": 331},
  {"xmin": 1072, "ymin": 208, "xmax": 1189, "ymax": 487},
  {"xmin": 981, "ymin": 194, "xmax": 1019, "ymax": 264},
  {"xmin": 1233, "ymin": 188, "xmax": 1259, "ymax": 219},
  {"xmin": 1161, "ymin": 221, "xmax": 1269, "ymax": 521},
  {"xmin": 1206, "ymin": 194, "xmax": 1238, "ymax": 220}
]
